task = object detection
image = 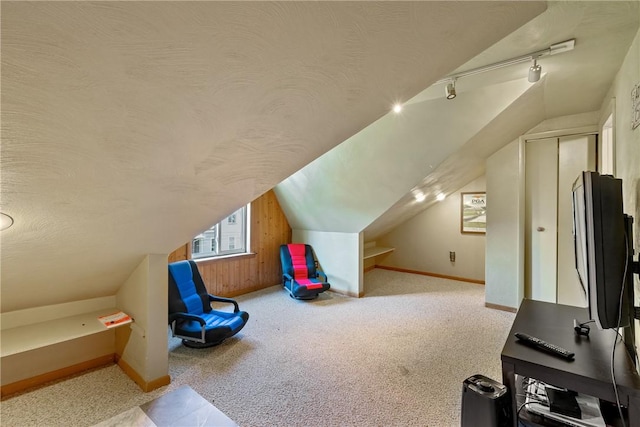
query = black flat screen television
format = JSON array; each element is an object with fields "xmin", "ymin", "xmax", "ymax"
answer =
[{"xmin": 572, "ymin": 171, "xmax": 630, "ymax": 330}]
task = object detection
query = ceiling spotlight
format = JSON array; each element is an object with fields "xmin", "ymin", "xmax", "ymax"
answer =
[
  {"xmin": 392, "ymin": 103, "xmax": 403, "ymax": 113},
  {"xmin": 415, "ymin": 193, "xmax": 426, "ymax": 202},
  {"xmin": 0, "ymin": 213, "xmax": 14, "ymax": 231},
  {"xmin": 433, "ymin": 39, "xmax": 575, "ymax": 91},
  {"xmin": 528, "ymin": 58, "xmax": 541, "ymax": 83},
  {"xmin": 445, "ymin": 79, "xmax": 457, "ymax": 100},
  {"xmin": 436, "ymin": 193, "xmax": 446, "ymax": 202}
]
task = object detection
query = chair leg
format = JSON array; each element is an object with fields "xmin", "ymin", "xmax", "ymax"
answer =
[
  {"xmin": 290, "ymin": 293, "xmax": 318, "ymax": 301},
  {"xmin": 182, "ymin": 339, "xmax": 223, "ymax": 348}
]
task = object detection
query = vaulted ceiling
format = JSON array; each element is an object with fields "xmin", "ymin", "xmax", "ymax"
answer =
[
  {"xmin": 275, "ymin": 1, "xmax": 640, "ymax": 241},
  {"xmin": 1, "ymin": 1, "xmax": 637, "ymax": 313}
]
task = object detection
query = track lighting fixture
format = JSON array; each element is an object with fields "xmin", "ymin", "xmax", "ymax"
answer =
[
  {"xmin": 445, "ymin": 79, "xmax": 457, "ymax": 100},
  {"xmin": 528, "ymin": 58, "xmax": 541, "ymax": 83},
  {"xmin": 435, "ymin": 39, "xmax": 575, "ymax": 99}
]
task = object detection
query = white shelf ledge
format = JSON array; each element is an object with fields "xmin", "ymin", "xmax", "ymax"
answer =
[
  {"xmin": 1, "ymin": 308, "xmax": 127, "ymax": 358},
  {"xmin": 363, "ymin": 246, "xmax": 395, "ymax": 260}
]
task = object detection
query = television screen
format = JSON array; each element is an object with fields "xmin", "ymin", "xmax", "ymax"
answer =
[
  {"xmin": 571, "ymin": 171, "xmax": 629, "ymax": 330},
  {"xmin": 572, "ymin": 179, "xmax": 588, "ymax": 301}
]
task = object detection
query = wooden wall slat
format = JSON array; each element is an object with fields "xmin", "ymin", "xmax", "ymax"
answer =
[{"xmin": 167, "ymin": 190, "xmax": 292, "ymax": 297}]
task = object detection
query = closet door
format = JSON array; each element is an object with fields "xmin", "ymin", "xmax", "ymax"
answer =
[
  {"xmin": 525, "ymin": 138, "xmax": 558, "ymax": 303},
  {"xmin": 525, "ymin": 134, "xmax": 596, "ymax": 305},
  {"xmin": 556, "ymin": 134, "xmax": 596, "ymax": 306}
]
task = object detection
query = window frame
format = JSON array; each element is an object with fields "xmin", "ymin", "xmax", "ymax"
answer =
[{"xmin": 191, "ymin": 205, "xmax": 250, "ymax": 261}]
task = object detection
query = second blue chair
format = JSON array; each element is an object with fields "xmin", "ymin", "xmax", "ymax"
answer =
[{"xmin": 280, "ymin": 243, "xmax": 330, "ymax": 300}]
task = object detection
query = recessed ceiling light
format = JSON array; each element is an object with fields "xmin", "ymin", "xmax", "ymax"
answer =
[
  {"xmin": 1, "ymin": 213, "xmax": 14, "ymax": 231},
  {"xmin": 436, "ymin": 193, "xmax": 446, "ymax": 201},
  {"xmin": 415, "ymin": 193, "xmax": 426, "ymax": 202},
  {"xmin": 392, "ymin": 103, "xmax": 403, "ymax": 113}
]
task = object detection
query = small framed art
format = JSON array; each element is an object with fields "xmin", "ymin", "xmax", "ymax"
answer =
[{"xmin": 461, "ymin": 192, "xmax": 486, "ymax": 234}]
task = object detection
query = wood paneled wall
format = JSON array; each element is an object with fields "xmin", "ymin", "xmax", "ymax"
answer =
[{"xmin": 168, "ymin": 190, "xmax": 292, "ymax": 297}]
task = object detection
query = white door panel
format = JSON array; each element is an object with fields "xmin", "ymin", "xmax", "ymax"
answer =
[
  {"xmin": 557, "ymin": 134, "xmax": 595, "ymax": 306},
  {"xmin": 525, "ymin": 134, "xmax": 596, "ymax": 306},
  {"xmin": 526, "ymin": 138, "xmax": 558, "ymax": 303}
]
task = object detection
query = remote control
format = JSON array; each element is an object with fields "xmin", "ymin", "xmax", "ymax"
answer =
[{"xmin": 515, "ymin": 332, "xmax": 575, "ymax": 360}]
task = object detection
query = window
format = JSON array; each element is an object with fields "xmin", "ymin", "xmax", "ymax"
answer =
[
  {"xmin": 192, "ymin": 238, "xmax": 202, "ymax": 255},
  {"xmin": 192, "ymin": 205, "xmax": 249, "ymax": 260}
]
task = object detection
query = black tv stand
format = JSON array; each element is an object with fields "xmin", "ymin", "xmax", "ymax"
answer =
[{"xmin": 501, "ymin": 299, "xmax": 640, "ymax": 426}]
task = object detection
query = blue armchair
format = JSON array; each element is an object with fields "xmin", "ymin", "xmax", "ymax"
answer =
[{"xmin": 168, "ymin": 260, "xmax": 249, "ymax": 348}]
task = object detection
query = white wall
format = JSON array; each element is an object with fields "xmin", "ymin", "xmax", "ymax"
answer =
[
  {"xmin": 377, "ymin": 176, "xmax": 486, "ymax": 282},
  {"xmin": 276, "ymin": 78, "xmax": 535, "ymax": 236},
  {"xmin": 484, "ymin": 25, "xmax": 639, "ymax": 312},
  {"xmin": 117, "ymin": 254, "xmax": 168, "ymax": 384},
  {"xmin": 485, "ymin": 123, "xmax": 602, "ymax": 311},
  {"xmin": 601, "ymin": 27, "xmax": 640, "ymax": 364},
  {"xmin": 292, "ymin": 230, "xmax": 362, "ymax": 297},
  {"xmin": 485, "ymin": 140, "xmax": 524, "ymax": 309}
]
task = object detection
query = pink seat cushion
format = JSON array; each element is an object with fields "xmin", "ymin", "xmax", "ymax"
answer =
[{"xmin": 287, "ymin": 244, "xmax": 323, "ymax": 289}]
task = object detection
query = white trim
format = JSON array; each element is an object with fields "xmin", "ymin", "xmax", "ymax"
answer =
[{"xmin": 521, "ymin": 125, "xmax": 598, "ymax": 142}]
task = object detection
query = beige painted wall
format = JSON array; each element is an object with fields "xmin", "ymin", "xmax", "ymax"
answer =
[
  {"xmin": 601, "ymin": 27, "xmax": 640, "ymax": 364},
  {"xmin": 377, "ymin": 176, "xmax": 486, "ymax": 282},
  {"xmin": 485, "ymin": 139, "xmax": 524, "ymax": 309},
  {"xmin": 292, "ymin": 230, "xmax": 362, "ymax": 297},
  {"xmin": 117, "ymin": 254, "xmax": 168, "ymax": 384},
  {"xmin": 484, "ymin": 28, "xmax": 640, "ymax": 313}
]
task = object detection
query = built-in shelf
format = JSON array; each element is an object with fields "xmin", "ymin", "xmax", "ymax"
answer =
[
  {"xmin": 363, "ymin": 246, "xmax": 395, "ymax": 260},
  {"xmin": 0, "ymin": 308, "xmax": 129, "ymax": 358}
]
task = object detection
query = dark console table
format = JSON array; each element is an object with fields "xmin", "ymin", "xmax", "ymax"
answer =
[{"xmin": 501, "ymin": 299, "xmax": 640, "ymax": 426}]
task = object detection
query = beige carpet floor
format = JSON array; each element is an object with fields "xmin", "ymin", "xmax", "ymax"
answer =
[{"xmin": 0, "ymin": 269, "xmax": 515, "ymax": 426}]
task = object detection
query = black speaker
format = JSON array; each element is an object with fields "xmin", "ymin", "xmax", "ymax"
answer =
[{"xmin": 461, "ymin": 374, "xmax": 511, "ymax": 427}]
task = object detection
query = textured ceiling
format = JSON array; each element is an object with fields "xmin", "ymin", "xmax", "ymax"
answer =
[
  {"xmin": 275, "ymin": 1, "xmax": 639, "ymax": 241},
  {"xmin": 364, "ymin": 0, "xmax": 640, "ymax": 242},
  {"xmin": 0, "ymin": 1, "xmax": 546, "ymax": 312},
  {"xmin": 276, "ymin": 77, "xmax": 535, "ymax": 233}
]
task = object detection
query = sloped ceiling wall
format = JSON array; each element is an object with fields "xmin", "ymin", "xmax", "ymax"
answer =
[
  {"xmin": 0, "ymin": 1, "xmax": 546, "ymax": 312},
  {"xmin": 364, "ymin": 80, "xmax": 547, "ymax": 241},
  {"xmin": 276, "ymin": 77, "xmax": 535, "ymax": 232},
  {"xmin": 276, "ymin": 1, "xmax": 639, "ymax": 241}
]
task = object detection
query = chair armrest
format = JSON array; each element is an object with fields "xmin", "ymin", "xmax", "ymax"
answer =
[
  {"xmin": 208, "ymin": 294, "xmax": 240, "ymax": 313},
  {"xmin": 283, "ymin": 273, "xmax": 293, "ymax": 282},
  {"xmin": 316, "ymin": 271, "xmax": 327, "ymax": 282},
  {"xmin": 169, "ymin": 312, "xmax": 206, "ymax": 326},
  {"xmin": 168, "ymin": 312, "xmax": 207, "ymax": 343}
]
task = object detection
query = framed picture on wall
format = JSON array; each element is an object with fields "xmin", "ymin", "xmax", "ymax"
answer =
[{"xmin": 461, "ymin": 192, "xmax": 486, "ymax": 234}]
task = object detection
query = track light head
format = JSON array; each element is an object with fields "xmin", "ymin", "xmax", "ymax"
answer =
[
  {"xmin": 528, "ymin": 58, "xmax": 541, "ymax": 83},
  {"xmin": 434, "ymin": 39, "xmax": 574, "ymax": 90},
  {"xmin": 445, "ymin": 80, "xmax": 456, "ymax": 100}
]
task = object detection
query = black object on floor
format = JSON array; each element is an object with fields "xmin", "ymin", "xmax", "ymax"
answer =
[
  {"xmin": 461, "ymin": 374, "xmax": 512, "ymax": 427},
  {"xmin": 546, "ymin": 387, "xmax": 582, "ymax": 419}
]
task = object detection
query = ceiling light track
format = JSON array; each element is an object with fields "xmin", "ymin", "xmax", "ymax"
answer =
[{"xmin": 435, "ymin": 38, "xmax": 575, "ymax": 88}]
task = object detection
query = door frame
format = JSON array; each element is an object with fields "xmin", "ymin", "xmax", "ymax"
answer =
[{"xmin": 514, "ymin": 126, "xmax": 598, "ymax": 306}]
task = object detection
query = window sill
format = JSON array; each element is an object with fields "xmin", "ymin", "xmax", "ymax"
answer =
[{"xmin": 193, "ymin": 252, "xmax": 257, "ymax": 264}]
